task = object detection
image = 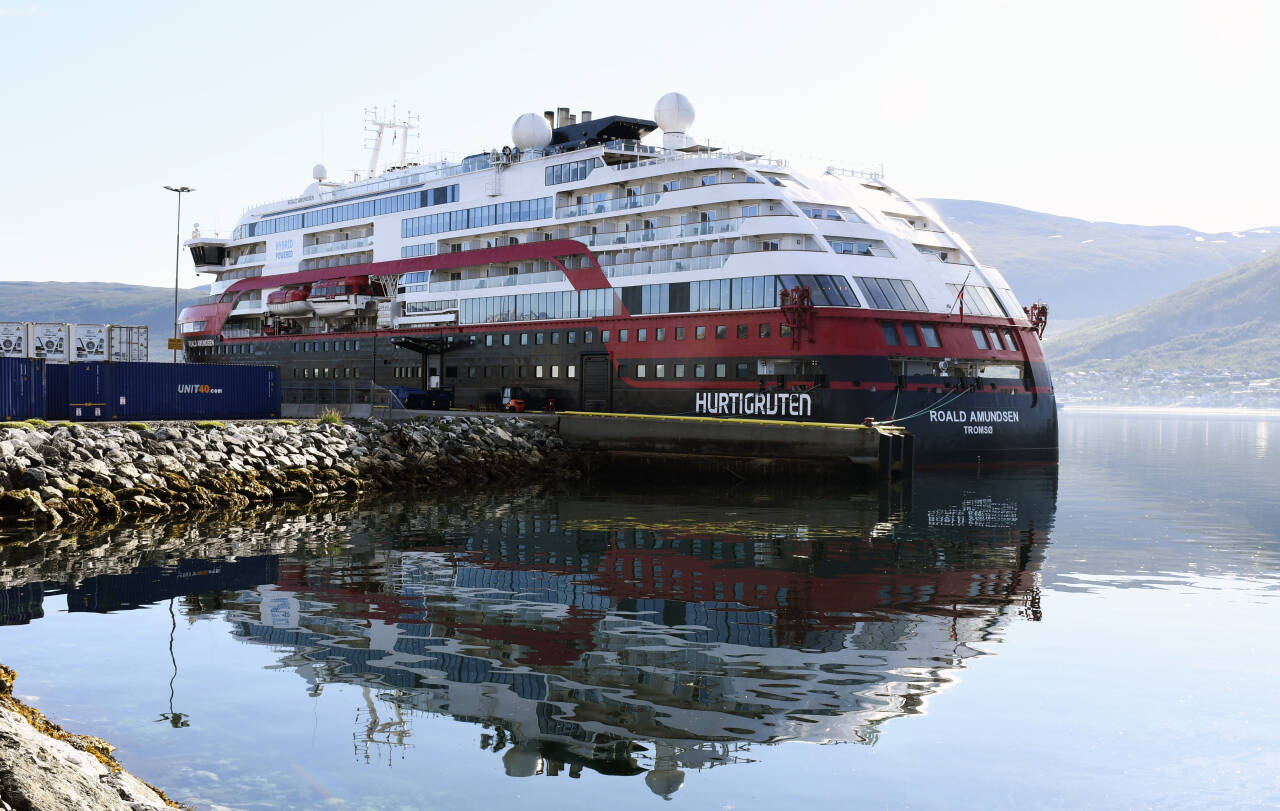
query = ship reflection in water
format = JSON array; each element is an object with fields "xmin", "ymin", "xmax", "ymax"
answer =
[{"xmin": 204, "ymin": 472, "xmax": 1055, "ymax": 795}]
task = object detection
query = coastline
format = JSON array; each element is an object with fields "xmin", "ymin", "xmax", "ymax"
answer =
[{"xmin": 1062, "ymin": 404, "xmax": 1280, "ymax": 418}]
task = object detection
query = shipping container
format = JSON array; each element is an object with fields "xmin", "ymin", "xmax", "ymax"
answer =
[
  {"xmin": 68, "ymin": 361, "xmax": 280, "ymax": 421},
  {"xmin": 44, "ymin": 362, "xmax": 68, "ymax": 420},
  {"xmin": 0, "ymin": 357, "xmax": 46, "ymax": 420},
  {"xmin": 70, "ymin": 324, "xmax": 108, "ymax": 362},
  {"xmin": 108, "ymin": 325, "xmax": 149, "ymax": 362},
  {"xmin": 27, "ymin": 322, "xmax": 69, "ymax": 362},
  {"xmin": 0, "ymin": 323, "xmax": 26, "ymax": 359}
]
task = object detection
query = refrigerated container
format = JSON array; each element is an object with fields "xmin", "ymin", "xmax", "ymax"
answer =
[
  {"xmin": 28, "ymin": 322, "xmax": 69, "ymax": 362},
  {"xmin": 70, "ymin": 324, "xmax": 109, "ymax": 362},
  {"xmin": 108, "ymin": 325, "xmax": 149, "ymax": 362},
  {"xmin": 0, "ymin": 323, "xmax": 26, "ymax": 359}
]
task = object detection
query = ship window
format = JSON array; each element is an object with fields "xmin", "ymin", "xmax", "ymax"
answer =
[
  {"xmin": 585, "ymin": 330, "xmax": 594, "ymax": 343},
  {"xmin": 503, "ymin": 334, "xmax": 511, "ymax": 346},
  {"xmin": 742, "ymin": 205, "xmax": 759, "ymax": 217},
  {"xmin": 971, "ymin": 327, "xmax": 990, "ymax": 349},
  {"xmin": 675, "ymin": 364, "xmax": 686, "ymax": 378},
  {"xmin": 656, "ymin": 364, "xmax": 665, "ymax": 378},
  {"xmin": 551, "ymin": 365, "xmax": 560, "ymax": 378},
  {"xmin": 354, "ymin": 340, "xmax": 360, "ymax": 350},
  {"xmin": 759, "ymin": 323, "xmax": 771, "ymax": 338},
  {"xmin": 568, "ymin": 365, "xmax": 576, "ymax": 379},
  {"xmin": 768, "ymin": 176, "xmax": 784, "ymax": 186},
  {"xmin": 987, "ymin": 328, "xmax": 1001, "ymax": 348},
  {"xmin": 486, "ymin": 335, "xmax": 494, "ymax": 346},
  {"xmin": 292, "ymin": 342, "xmax": 299, "ymax": 353},
  {"xmin": 781, "ymin": 324, "xmax": 792, "ymax": 337},
  {"xmin": 568, "ymin": 330, "xmax": 577, "ymax": 344},
  {"xmin": 304, "ymin": 369, "xmax": 311, "ymax": 379},
  {"xmin": 701, "ymin": 174, "xmax": 717, "ymax": 186},
  {"xmin": 345, "ymin": 341, "xmax": 352, "ymax": 351},
  {"xmin": 536, "ymin": 365, "xmax": 544, "ymax": 378},
  {"xmin": 521, "ymin": 333, "xmax": 529, "ymax": 345},
  {"xmin": 903, "ymin": 325, "xmax": 920, "ymax": 347},
  {"xmin": 656, "ymin": 328, "xmax": 665, "ymax": 341},
  {"xmin": 736, "ymin": 362, "xmax": 750, "ymax": 378},
  {"xmin": 695, "ymin": 326, "xmax": 706, "ymax": 340},
  {"xmin": 1002, "ymin": 329, "xmax": 1018, "ymax": 351},
  {"xmin": 602, "ymin": 330, "xmax": 610, "ymax": 343},
  {"xmin": 695, "ymin": 364, "xmax": 706, "ymax": 378},
  {"xmin": 921, "ymin": 324, "xmax": 942, "ymax": 347},
  {"xmin": 536, "ymin": 332, "xmax": 544, "ymax": 345},
  {"xmin": 485, "ymin": 366, "xmax": 494, "ymax": 378},
  {"xmin": 292, "ymin": 368, "xmax": 299, "ymax": 378},
  {"xmin": 883, "ymin": 323, "xmax": 900, "ymax": 346},
  {"xmin": 715, "ymin": 363, "xmax": 727, "ymax": 378},
  {"xmin": 517, "ymin": 366, "xmax": 527, "ymax": 378},
  {"xmin": 716, "ymin": 325, "xmax": 727, "ymax": 339},
  {"xmin": 619, "ymin": 330, "xmax": 628, "ymax": 342},
  {"xmin": 552, "ymin": 332, "xmax": 560, "ymax": 345},
  {"xmin": 502, "ymin": 366, "xmax": 510, "ymax": 378},
  {"xmin": 676, "ymin": 327, "xmax": 686, "ymax": 341},
  {"xmin": 617, "ymin": 363, "xmax": 626, "ymax": 378},
  {"xmin": 469, "ymin": 367, "xmax": 477, "ymax": 378},
  {"xmin": 737, "ymin": 324, "xmax": 748, "ymax": 339},
  {"xmin": 636, "ymin": 364, "xmax": 646, "ymax": 379}
]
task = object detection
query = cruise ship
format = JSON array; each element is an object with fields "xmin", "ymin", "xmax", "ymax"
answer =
[{"xmin": 179, "ymin": 94, "xmax": 1057, "ymax": 464}]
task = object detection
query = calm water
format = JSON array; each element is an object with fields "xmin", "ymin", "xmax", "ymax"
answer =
[{"xmin": 1, "ymin": 412, "xmax": 1278, "ymax": 809}]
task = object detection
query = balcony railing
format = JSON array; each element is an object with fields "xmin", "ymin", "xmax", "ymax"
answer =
[
  {"xmin": 602, "ymin": 244, "xmax": 823, "ymax": 280},
  {"xmin": 303, "ymin": 236, "xmax": 373, "ymax": 256},
  {"xmin": 571, "ymin": 214, "xmax": 790, "ymax": 248},
  {"xmin": 403, "ymin": 268, "xmax": 567, "ymax": 296},
  {"xmin": 556, "ymin": 191, "xmax": 662, "ymax": 218},
  {"xmin": 233, "ymin": 252, "xmax": 267, "ymax": 265}
]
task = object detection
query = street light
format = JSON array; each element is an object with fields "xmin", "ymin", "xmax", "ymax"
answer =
[{"xmin": 163, "ymin": 185, "xmax": 194, "ymax": 362}]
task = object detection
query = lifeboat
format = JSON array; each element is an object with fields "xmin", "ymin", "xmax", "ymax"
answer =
[
  {"xmin": 267, "ymin": 285, "xmax": 314, "ymax": 318},
  {"xmin": 308, "ymin": 276, "xmax": 376, "ymax": 318}
]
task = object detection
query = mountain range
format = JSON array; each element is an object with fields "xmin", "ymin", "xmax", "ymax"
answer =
[
  {"xmin": 923, "ymin": 199, "xmax": 1280, "ymax": 321},
  {"xmin": 0, "ymin": 282, "xmax": 204, "ymax": 352}
]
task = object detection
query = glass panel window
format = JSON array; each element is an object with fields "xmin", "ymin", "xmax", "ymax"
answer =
[
  {"xmin": 602, "ymin": 330, "xmax": 610, "ymax": 342},
  {"xmin": 656, "ymin": 327, "xmax": 666, "ymax": 341},
  {"xmin": 694, "ymin": 363, "xmax": 706, "ymax": 378},
  {"xmin": 656, "ymin": 364, "xmax": 665, "ymax": 378},
  {"xmin": 715, "ymin": 363, "xmax": 727, "ymax": 378},
  {"xmin": 676, "ymin": 327, "xmax": 686, "ymax": 340},
  {"xmin": 551, "ymin": 365, "xmax": 560, "ymax": 378},
  {"xmin": 568, "ymin": 330, "xmax": 577, "ymax": 344},
  {"xmin": 675, "ymin": 364, "xmax": 686, "ymax": 378},
  {"xmin": 759, "ymin": 323, "xmax": 771, "ymax": 338},
  {"xmin": 636, "ymin": 364, "xmax": 647, "ymax": 378},
  {"xmin": 737, "ymin": 324, "xmax": 748, "ymax": 339},
  {"xmin": 971, "ymin": 327, "xmax": 989, "ymax": 350},
  {"xmin": 638, "ymin": 329, "xmax": 647, "ymax": 342},
  {"xmin": 620, "ymin": 329, "xmax": 629, "ymax": 342},
  {"xmin": 1002, "ymin": 329, "xmax": 1018, "ymax": 351},
  {"xmin": 696, "ymin": 326, "xmax": 706, "ymax": 340},
  {"xmin": 536, "ymin": 365, "xmax": 544, "ymax": 378},
  {"xmin": 883, "ymin": 323, "xmax": 900, "ymax": 346},
  {"xmin": 521, "ymin": 333, "xmax": 529, "ymax": 345},
  {"xmin": 568, "ymin": 365, "xmax": 576, "ymax": 378},
  {"xmin": 903, "ymin": 325, "xmax": 920, "ymax": 347},
  {"xmin": 922, "ymin": 324, "xmax": 942, "ymax": 347},
  {"xmin": 716, "ymin": 325, "xmax": 727, "ymax": 339},
  {"xmin": 736, "ymin": 362, "xmax": 750, "ymax": 378}
]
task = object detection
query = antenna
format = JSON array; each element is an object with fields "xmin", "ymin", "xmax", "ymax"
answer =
[{"xmin": 364, "ymin": 106, "xmax": 420, "ymax": 176}]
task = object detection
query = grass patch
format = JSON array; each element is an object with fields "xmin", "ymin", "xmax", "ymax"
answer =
[
  {"xmin": 317, "ymin": 408, "xmax": 342, "ymax": 425},
  {"xmin": 0, "ymin": 421, "xmax": 30, "ymax": 430},
  {"xmin": 23, "ymin": 418, "xmax": 51, "ymax": 429},
  {"xmin": 125, "ymin": 422, "xmax": 150, "ymax": 431},
  {"xmin": 274, "ymin": 419, "xmax": 297, "ymax": 426},
  {"xmin": 196, "ymin": 421, "xmax": 226, "ymax": 430}
]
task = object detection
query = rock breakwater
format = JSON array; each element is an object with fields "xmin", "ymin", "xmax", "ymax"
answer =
[{"xmin": 0, "ymin": 416, "xmax": 574, "ymax": 531}]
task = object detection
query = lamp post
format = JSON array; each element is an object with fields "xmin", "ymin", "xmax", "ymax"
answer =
[{"xmin": 163, "ymin": 185, "xmax": 194, "ymax": 362}]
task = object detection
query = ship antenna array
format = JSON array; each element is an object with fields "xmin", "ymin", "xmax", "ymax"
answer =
[{"xmin": 362, "ymin": 105, "xmax": 420, "ymax": 178}]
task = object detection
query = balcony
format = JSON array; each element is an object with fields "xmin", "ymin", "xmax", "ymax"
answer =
[
  {"xmin": 303, "ymin": 236, "xmax": 373, "ymax": 256},
  {"xmin": 233, "ymin": 251, "xmax": 267, "ymax": 266},
  {"xmin": 403, "ymin": 268, "xmax": 567, "ymax": 296}
]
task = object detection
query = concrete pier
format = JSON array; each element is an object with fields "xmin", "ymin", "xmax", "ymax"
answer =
[{"xmin": 555, "ymin": 411, "xmax": 912, "ymax": 479}]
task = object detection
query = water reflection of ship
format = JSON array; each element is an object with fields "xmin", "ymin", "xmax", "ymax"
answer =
[{"xmin": 224, "ymin": 471, "xmax": 1056, "ymax": 791}]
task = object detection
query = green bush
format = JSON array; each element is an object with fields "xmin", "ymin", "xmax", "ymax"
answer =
[
  {"xmin": 24, "ymin": 418, "xmax": 51, "ymax": 429},
  {"xmin": 317, "ymin": 408, "xmax": 342, "ymax": 425},
  {"xmin": 196, "ymin": 421, "xmax": 226, "ymax": 430},
  {"xmin": 125, "ymin": 422, "xmax": 150, "ymax": 431},
  {"xmin": 274, "ymin": 419, "xmax": 297, "ymax": 426},
  {"xmin": 0, "ymin": 421, "xmax": 29, "ymax": 430}
]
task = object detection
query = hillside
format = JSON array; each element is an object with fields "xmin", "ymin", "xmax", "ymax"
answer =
[
  {"xmin": 0, "ymin": 281, "xmax": 205, "ymax": 352},
  {"xmin": 1046, "ymin": 252, "xmax": 1280, "ymax": 406},
  {"xmin": 924, "ymin": 199, "xmax": 1280, "ymax": 320}
]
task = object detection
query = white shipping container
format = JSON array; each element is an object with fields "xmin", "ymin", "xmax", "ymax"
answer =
[
  {"xmin": 0, "ymin": 322, "xmax": 26, "ymax": 358},
  {"xmin": 71, "ymin": 323, "xmax": 109, "ymax": 362},
  {"xmin": 108, "ymin": 325, "xmax": 149, "ymax": 362},
  {"xmin": 27, "ymin": 322, "xmax": 69, "ymax": 362}
]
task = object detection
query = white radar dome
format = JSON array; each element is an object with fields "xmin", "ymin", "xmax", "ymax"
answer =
[
  {"xmin": 512, "ymin": 113, "xmax": 553, "ymax": 150},
  {"xmin": 312, "ymin": 163, "xmax": 327, "ymax": 182},
  {"xmin": 654, "ymin": 92, "xmax": 695, "ymax": 133}
]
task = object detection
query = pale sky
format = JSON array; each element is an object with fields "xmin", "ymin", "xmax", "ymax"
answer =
[{"xmin": 1, "ymin": 0, "xmax": 1276, "ymax": 289}]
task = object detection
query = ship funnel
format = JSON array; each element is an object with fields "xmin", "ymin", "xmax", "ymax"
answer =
[
  {"xmin": 581, "ymin": 110, "xmax": 592, "ymax": 123},
  {"xmin": 543, "ymin": 110, "xmax": 555, "ymax": 127},
  {"xmin": 556, "ymin": 107, "xmax": 569, "ymax": 127}
]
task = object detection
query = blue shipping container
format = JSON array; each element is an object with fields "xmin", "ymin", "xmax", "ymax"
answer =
[
  {"xmin": 44, "ymin": 363, "xmax": 68, "ymax": 420},
  {"xmin": 0, "ymin": 357, "xmax": 46, "ymax": 420},
  {"xmin": 68, "ymin": 362, "xmax": 280, "ymax": 421}
]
